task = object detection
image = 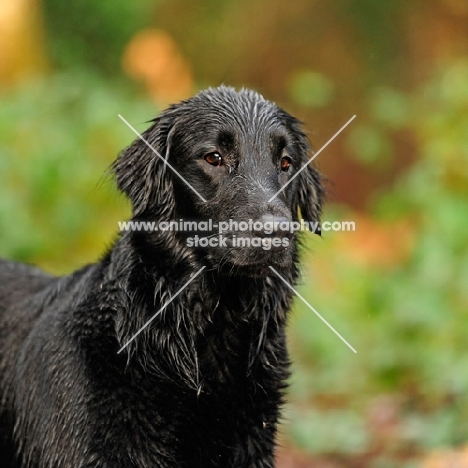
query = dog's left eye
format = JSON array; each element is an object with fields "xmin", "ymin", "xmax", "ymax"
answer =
[
  {"xmin": 280, "ymin": 156, "xmax": 292, "ymax": 172},
  {"xmin": 204, "ymin": 152, "xmax": 223, "ymax": 167}
]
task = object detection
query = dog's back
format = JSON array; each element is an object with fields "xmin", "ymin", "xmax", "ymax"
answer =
[
  {"xmin": 0, "ymin": 260, "xmax": 57, "ymax": 364},
  {"xmin": 0, "ymin": 260, "xmax": 101, "ymax": 467},
  {"xmin": 0, "ymin": 259, "xmax": 55, "ymax": 304},
  {"xmin": 0, "ymin": 260, "xmax": 56, "ymax": 465}
]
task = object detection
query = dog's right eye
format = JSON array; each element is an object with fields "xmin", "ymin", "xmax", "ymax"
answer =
[
  {"xmin": 204, "ymin": 152, "xmax": 223, "ymax": 167},
  {"xmin": 280, "ymin": 156, "xmax": 292, "ymax": 172}
]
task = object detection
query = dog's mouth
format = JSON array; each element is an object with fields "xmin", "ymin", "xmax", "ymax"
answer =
[
  {"xmin": 194, "ymin": 232, "xmax": 295, "ymax": 277},
  {"xmin": 213, "ymin": 252, "xmax": 292, "ymax": 278},
  {"xmin": 170, "ymin": 217, "xmax": 297, "ymax": 275}
]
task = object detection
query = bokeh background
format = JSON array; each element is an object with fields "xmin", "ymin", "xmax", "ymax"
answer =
[{"xmin": 1, "ymin": 0, "xmax": 468, "ymax": 466}]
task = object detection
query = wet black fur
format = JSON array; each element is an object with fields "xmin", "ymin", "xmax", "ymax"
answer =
[{"xmin": 0, "ymin": 86, "xmax": 324, "ymax": 467}]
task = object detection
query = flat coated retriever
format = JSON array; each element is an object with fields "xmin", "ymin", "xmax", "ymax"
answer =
[{"xmin": 0, "ymin": 86, "xmax": 323, "ymax": 468}]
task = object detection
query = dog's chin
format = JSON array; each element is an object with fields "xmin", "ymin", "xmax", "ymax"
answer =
[
  {"xmin": 208, "ymin": 247, "xmax": 294, "ymax": 278},
  {"xmin": 219, "ymin": 263, "xmax": 277, "ymax": 279}
]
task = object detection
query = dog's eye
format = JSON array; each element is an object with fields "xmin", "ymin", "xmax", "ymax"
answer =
[
  {"xmin": 280, "ymin": 156, "xmax": 292, "ymax": 172},
  {"xmin": 204, "ymin": 152, "xmax": 223, "ymax": 167}
]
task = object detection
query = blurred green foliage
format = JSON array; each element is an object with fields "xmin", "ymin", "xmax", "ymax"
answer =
[
  {"xmin": 287, "ymin": 59, "xmax": 468, "ymax": 458},
  {"xmin": 0, "ymin": 71, "xmax": 156, "ymax": 272},
  {"xmin": 288, "ymin": 70, "xmax": 334, "ymax": 109}
]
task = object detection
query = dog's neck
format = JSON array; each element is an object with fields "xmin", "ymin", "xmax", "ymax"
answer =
[{"xmin": 107, "ymin": 231, "xmax": 297, "ymax": 389}]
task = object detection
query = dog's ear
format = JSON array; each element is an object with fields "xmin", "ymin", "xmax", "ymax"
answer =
[
  {"xmin": 296, "ymin": 162, "xmax": 324, "ymax": 235},
  {"xmin": 280, "ymin": 111, "xmax": 325, "ymax": 235},
  {"xmin": 112, "ymin": 111, "xmax": 178, "ymax": 218}
]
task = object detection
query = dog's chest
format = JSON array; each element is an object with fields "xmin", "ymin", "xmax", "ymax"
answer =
[{"xmin": 123, "ymin": 370, "xmax": 279, "ymax": 468}]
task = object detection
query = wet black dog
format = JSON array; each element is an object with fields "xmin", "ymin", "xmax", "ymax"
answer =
[{"xmin": 0, "ymin": 86, "xmax": 323, "ymax": 467}]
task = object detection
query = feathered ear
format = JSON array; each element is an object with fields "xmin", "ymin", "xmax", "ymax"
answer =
[
  {"xmin": 296, "ymin": 163, "xmax": 324, "ymax": 235},
  {"xmin": 280, "ymin": 110, "xmax": 325, "ymax": 235},
  {"xmin": 112, "ymin": 111, "xmax": 177, "ymax": 218}
]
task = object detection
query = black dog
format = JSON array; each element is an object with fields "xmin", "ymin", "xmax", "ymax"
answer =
[{"xmin": 0, "ymin": 86, "xmax": 323, "ymax": 467}]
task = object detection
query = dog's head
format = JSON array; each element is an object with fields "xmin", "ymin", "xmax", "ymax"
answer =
[{"xmin": 114, "ymin": 86, "xmax": 324, "ymax": 277}]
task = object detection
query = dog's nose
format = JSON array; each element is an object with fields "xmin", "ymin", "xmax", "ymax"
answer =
[{"xmin": 254, "ymin": 214, "xmax": 294, "ymax": 238}]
